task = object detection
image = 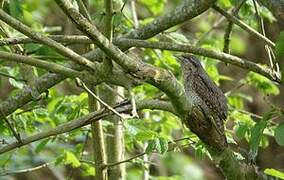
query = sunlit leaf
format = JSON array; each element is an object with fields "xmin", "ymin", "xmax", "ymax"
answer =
[
  {"xmin": 139, "ymin": 0, "xmax": 165, "ymax": 15},
  {"xmin": 264, "ymin": 168, "xmax": 284, "ymax": 179},
  {"xmin": 81, "ymin": 163, "xmax": 96, "ymax": 177},
  {"xmin": 246, "ymin": 72, "xmax": 279, "ymax": 95},
  {"xmin": 135, "ymin": 130, "xmax": 157, "ymax": 141},
  {"xmin": 63, "ymin": 151, "xmax": 81, "ymax": 168},
  {"xmin": 9, "ymin": 78, "xmax": 24, "ymax": 89},
  {"xmin": 230, "ymin": 34, "xmax": 247, "ymax": 54}
]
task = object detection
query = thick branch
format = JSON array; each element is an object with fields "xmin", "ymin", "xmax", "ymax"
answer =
[
  {"xmin": 0, "ymin": 9, "xmax": 97, "ymax": 70},
  {"xmin": 55, "ymin": 0, "xmax": 191, "ymax": 115},
  {"xmin": 84, "ymin": 0, "xmax": 218, "ymax": 62},
  {"xmin": 0, "ymin": 35, "xmax": 91, "ymax": 46},
  {"xmin": 0, "ymin": 0, "xmax": 212, "ymax": 119},
  {"xmin": 0, "ymin": 35, "xmax": 281, "ymax": 83},
  {"xmin": 123, "ymin": 0, "xmax": 217, "ymax": 40},
  {"xmin": 55, "ymin": 1, "xmax": 271, "ymax": 179},
  {"xmin": 0, "ymin": 66, "xmax": 139, "ymax": 117},
  {"xmin": 0, "ymin": 51, "xmax": 81, "ymax": 77},
  {"xmin": 114, "ymin": 38, "xmax": 281, "ymax": 83}
]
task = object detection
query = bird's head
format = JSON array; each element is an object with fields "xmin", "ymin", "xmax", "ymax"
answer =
[{"xmin": 175, "ymin": 54, "xmax": 202, "ymax": 74}]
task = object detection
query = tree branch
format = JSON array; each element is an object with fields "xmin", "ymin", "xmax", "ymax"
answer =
[
  {"xmin": 0, "ymin": 99, "xmax": 175, "ymax": 154},
  {"xmin": 213, "ymin": 5, "xmax": 275, "ymax": 47},
  {"xmin": 0, "ymin": 9, "xmax": 97, "ymax": 70},
  {"xmin": 55, "ymin": 0, "xmax": 191, "ymax": 116},
  {"xmin": 0, "ymin": 162, "xmax": 52, "ymax": 176},
  {"xmin": 54, "ymin": 1, "xmax": 273, "ymax": 179},
  {"xmin": 0, "ymin": 0, "xmax": 213, "ymax": 119},
  {"xmin": 0, "ymin": 51, "xmax": 82, "ymax": 77},
  {"xmin": 1, "ymin": 35, "xmax": 280, "ymax": 83},
  {"xmin": 114, "ymin": 38, "xmax": 281, "ymax": 83},
  {"xmin": 77, "ymin": 78, "xmax": 126, "ymax": 119}
]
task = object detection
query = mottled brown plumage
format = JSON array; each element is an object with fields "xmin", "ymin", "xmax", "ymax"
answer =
[{"xmin": 177, "ymin": 54, "xmax": 227, "ymax": 150}]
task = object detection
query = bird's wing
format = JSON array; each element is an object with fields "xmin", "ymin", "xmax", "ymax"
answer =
[{"xmin": 192, "ymin": 72, "xmax": 228, "ymax": 121}]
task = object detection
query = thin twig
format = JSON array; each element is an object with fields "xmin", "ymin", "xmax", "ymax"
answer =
[
  {"xmin": 1, "ymin": 35, "xmax": 280, "ymax": 83},
  {"xmin": 252, "ymin": 0, "xmax": 279, "ymax": 73},
  {"xmin": 0, "ymin": 71, "xmax": 26, "ymax": 82},
  {"xmin": 114, "ymin": 38, "xmax": 281, "ymax": 83},
  {"xmin": 229, "ymin": 107, "xmax": 262, "ymax": 120},
  {"xmin": 130, "ymin": 0, "xmax": 139, "ymax": 28},
  {"xmin": 76, "ymin": 78, "xmax": 126, "ymax": 119},
  {"xmin": 225, "ymin": 82, "xmax": 245, "ymax": 95},
  {"xmin": 76, "ymin": 0, "xmax": 92, "ymax": 22},
  {"xmin": 0, "ymin": 9, "xmax": 97, "ymax": 70},
  {"xmin": 103, "ymin": 83, "xmax": 126, "ymax": 99},
  {"xmin": 0, "ymin": 162, "xmax": 52, "ymax": 176},
  {"xmin": 0, "ymin": 51, "xmax": 83, "ymax": 78},
  {"xmin": 79, "ymin": 130, "xmax": 90, "ymax": 159},
  {"xmin": 223, "ymin": 0, "xmax": 247, "ymax": 54},
  {"xmin": 98, "ymin": 136, "xmax": 193, "ymax": 168},
  {"xmin": 0, "ymin": 109, "xmax": 22, "ymax": 144},
  {"xmin": 15, "ymin": 105, "xmax": 45, "ymax": 116},
  {"xmin": 129, "ymin": 87, "xmax": 139, "ymax": 118},
  {"xmin": 213, "ymin": 5, "xmax": 275, "ymax": 47}
]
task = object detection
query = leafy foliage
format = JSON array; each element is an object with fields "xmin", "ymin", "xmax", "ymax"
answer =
[
  {"xmin": 246, "ymin": 72, "xmax": 279, "ymax": 95},
  {"xmin": 0, "ymin": 0, "xmax": 283, "ymax": 179}
]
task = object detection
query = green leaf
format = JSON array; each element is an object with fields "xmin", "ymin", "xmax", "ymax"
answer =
[
  {"xmin": 135, "ymin": 130, "xmax": 157, "ymax": 141},
  {"xmin": 9, "ymin": 0, "xmax": 23, "ymax": 20},
  {"xmin": 235, "ymin": 123, "xmax": 248, "ymax": 139},
  {"xmin": 246, "ymin": 72, "xmax": 279, "ymax": 95},
  {"xmin": 63, "ymin": 151, "xmax": 81, "ymax": 168},
  {"xmin": 230, "ymin": 111, "xmax": 254, "ymax": 126},
  {"xmin": 195, "ymin": 144, "xmax": 207, "ymax": 160},
  {"xmin": 159, "ymin": 137, "xmax": 168, "ymax": 154},
  {"xmin": 145, "ymin": 139, "xmax": 158, "ymax": 154},
  {"xmin": 139, "ymin": 0, "xmax": 165, "ymax": 15},
  {"xmin": 8, "ymin": 78, "xmax": 24, "ymax": 89},
  {"xmin": 264, "ymin": 168, "xmax": 284, "ymax": 179},
  {"xmin": 275, "ymin": 122, "xmax": 284, "ymax": 147},
  {"xmin": 35, "ymin": 139, "xmax": 50, "ymax": 153},
  {"xmin": 55, "ymin": 155, "xmax": 64, "ymax": 166},
  {"xmin": 145, "ymin": 138, "xmax": 168, "ymax": 154},
  {"xmin": 275, "ymin": 31, "xmax": 284, "ymax": 60},
  {"xmin": 228, "ymin": 93, "xmax": 252, "ymax": 109},
  {"xmin": 81, "ymin": 163, "xmax": 96, "ymax": 177},
  {"xmin": 218, "ymin": 0, "xmax": 232, "ymax": 8},
  {"xmin": 249, "ymin": 119, "xmax": 267, "ymax": 159}
]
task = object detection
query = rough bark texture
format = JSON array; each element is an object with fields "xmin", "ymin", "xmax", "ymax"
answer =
[{"xmin": 0, "ymin": 0, "xmax": 273, "ymax": 179}]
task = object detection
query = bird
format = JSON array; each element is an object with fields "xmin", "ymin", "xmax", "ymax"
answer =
[{"xmin": 176, "ymin": 54, "xmax": 228, "ymax": 150}]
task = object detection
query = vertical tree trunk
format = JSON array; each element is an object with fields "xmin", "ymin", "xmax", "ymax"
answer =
[
  {"xmin": 102, "ymin": 0, "xmax": 125, "ymax": 179},
  {"xmin": 89, "ymin": 87, "xmax": 107, "ymax": 180},
  {"xmin": 100, "ymin": 86, "xmax": 125, "ymax": 180}
]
